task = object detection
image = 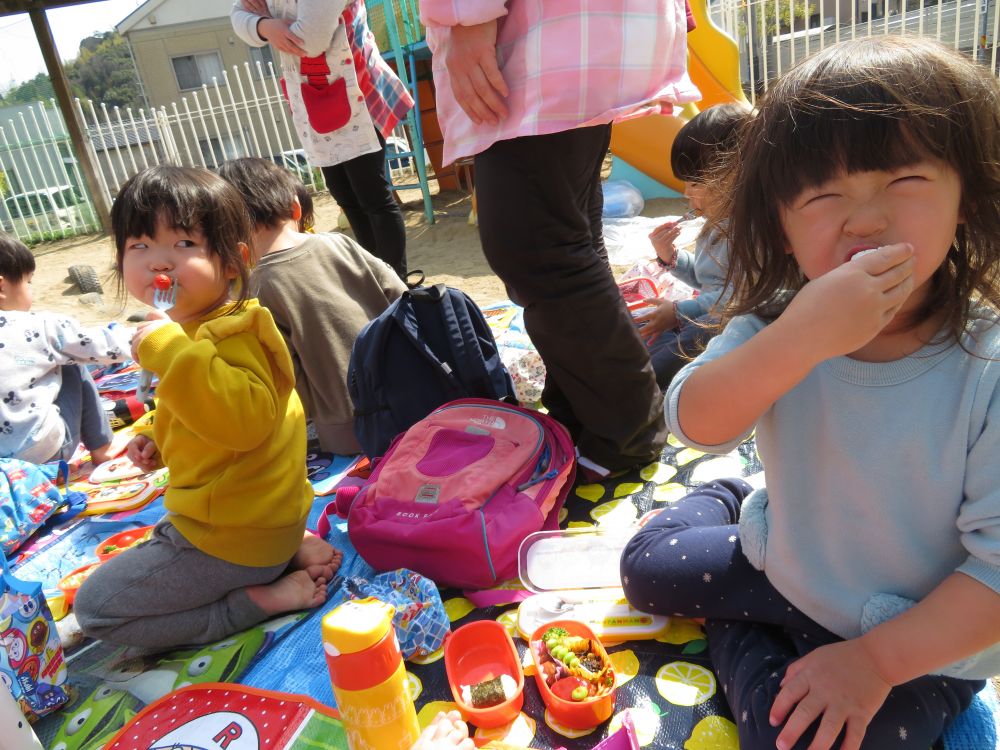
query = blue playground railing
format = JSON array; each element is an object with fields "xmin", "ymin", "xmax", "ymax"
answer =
[{"xmin": 367, "ymin": 0, "xmax": 435, "ymax": 224}]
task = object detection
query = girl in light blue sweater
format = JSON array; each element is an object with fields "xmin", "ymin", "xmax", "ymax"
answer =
[{"xmin": 622, "ymin": 37, "xmax": 1000, "ymax": 750}]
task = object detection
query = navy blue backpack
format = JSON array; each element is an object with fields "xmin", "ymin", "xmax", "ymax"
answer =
[{"xmin": 348, "ymin": 284, "xmax": 517, "ymax": 458}]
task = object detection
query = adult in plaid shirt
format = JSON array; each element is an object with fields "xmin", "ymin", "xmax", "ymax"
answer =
[{"xmin": 422, "ymin": 0, "xmax": 699, "ymax": 472}]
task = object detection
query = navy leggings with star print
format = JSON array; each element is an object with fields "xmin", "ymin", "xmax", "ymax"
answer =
[{"xmin": 620, "ymin": 478, "xmax": 983, "ymax": 749}]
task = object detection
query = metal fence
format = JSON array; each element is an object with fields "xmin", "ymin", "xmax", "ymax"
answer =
[
  {"xmin": 713, "ymin": 0, "xmax": 998, "ymax": 102},
  {"xmin": 2, "ymin": 2, "xmax": 1000, "ymax": 244},
  {"xmin": 0, "ymin": 103, "xmax": 101, "ymax": 244},
  {"xmin": 0, "ymin": 60, "xmax": 425, "ymax": 245}
]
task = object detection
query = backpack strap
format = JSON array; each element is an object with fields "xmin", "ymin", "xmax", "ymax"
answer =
[
  {"xmin": 425, "ymin": 287, "xmax": 496, "ymax": 398},
  {"xmin": 394, "ymin": 287, "xmax": 468, "ymax": 399},
  {"xmin": 315, "ymin": 485, "xmax": 362, "ymax": 538},
  {"xmin": 406, "ymin": 283, "xmax": 446, "ymax": 302},
  {"xmin": 348, "ymin": 301, "xmax": 396, "ymax": 418}
]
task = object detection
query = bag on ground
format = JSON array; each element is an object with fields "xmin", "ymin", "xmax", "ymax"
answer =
[
  {"xmin": 342, "ymin": 569, "xmax": 450, "ymax": 658},
  {"xmin": 1, "ymin": 459, "xmax": 82, "ymax": 557},
  {"xmin": 0, "ymin": 550, "xmax": 69, "ymax": 721},
  {"xmin": 320, "ymin": 398, "xmax": 576, "ymax": 589},
  {"xmin": 347, "ymin": 284, "xmax": 516, "ymax": 459}
]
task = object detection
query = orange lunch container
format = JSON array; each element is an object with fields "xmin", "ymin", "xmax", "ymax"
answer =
[
  {"xmin": 94, "ymin": 525, "xmax": 155, "ymax": 561},
  {"xmin": 58, "ymin": 562, "xmax": 102, "ymax": 606},
  {"xmin": 529, "ymin": 619, "xmax": 616, "ymax": 730},
  {"xmin": 444, "ymin": 620, "xmax": 524, "ymax": 728}
]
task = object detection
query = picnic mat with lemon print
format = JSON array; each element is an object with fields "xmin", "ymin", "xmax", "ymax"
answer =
[{"xmin": 29, "ymin": 426, "xmax": 993, "ymax": 749}]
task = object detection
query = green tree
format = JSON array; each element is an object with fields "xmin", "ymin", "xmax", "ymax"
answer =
[
  {"xmin": 68, "ymin": 32, "xmax": 144, "ymax": 110},
  {"xmin": 741, "ymin": 0, "xmax": 816, "ymax": 38},
  {"xmin": 0, "ymin": 73, "xmax": 55, "ymax": 105},
  {"xmin": 0, "ymin": 32, "xmax": 142, "ymax": 110}
]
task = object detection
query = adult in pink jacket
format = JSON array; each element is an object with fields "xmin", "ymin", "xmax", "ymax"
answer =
[{"xmin": 420, "ymin": 0, "xmax": 699, "ymax": 472}]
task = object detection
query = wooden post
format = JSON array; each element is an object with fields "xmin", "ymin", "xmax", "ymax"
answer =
[{"xmin": 29, "ymin": 7, "xmax": 113, "ymax": 233}]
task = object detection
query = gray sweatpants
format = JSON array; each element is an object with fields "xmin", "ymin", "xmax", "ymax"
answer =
[
  {"xmin": 53, "ymin": 364, "xmax": 114, "ymax": 460},
  {"xmin": 74, "ymin": 519, "xmax": 288, "ymax": 649}
]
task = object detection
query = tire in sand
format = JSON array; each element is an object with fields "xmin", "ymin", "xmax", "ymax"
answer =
[{"xmin": 68, "ymin": 264, "xmax": 103, "ymax": 295}]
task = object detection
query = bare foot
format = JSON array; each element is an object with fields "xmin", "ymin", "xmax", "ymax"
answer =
[
  {"xmin": 245, "ymin": 570, "xmax": 327, "ymax": 616},
  {"xmin": 290, "ymin": 532, "xmax": 343, "ymax": 582},
  {"xmin": 89, "ymin": 443, "xmax": 114, "ymax": 465}
]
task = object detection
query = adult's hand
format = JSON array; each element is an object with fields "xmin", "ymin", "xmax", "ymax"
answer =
[
  {"xmin": 241, "ymin": 0, "xmax": 269, "ymax": 17},
  {"xmin": 444, "ymin": 21, "xmax": 509, "ymax": 125},
  {"xmin": 258, "ymin": 17, "xmax": 307, "ymax": 56}
]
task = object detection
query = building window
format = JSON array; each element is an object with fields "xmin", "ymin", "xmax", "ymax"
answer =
[
  {"xmin": 249, "ymin": 45, "xmax": 276, "ymax": 78},
  {"xmin": 171, "ymin": 52, "xmax": 225, "ymax": 91}
]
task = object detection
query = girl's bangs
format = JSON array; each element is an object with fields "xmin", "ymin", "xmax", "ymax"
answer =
[
  {"xmin": 763, "ymin": 98, "xmax": 949, "ymax": 206},
  {"xmin": 115, "ymin": 173, "xmax": 209, "ymax": 244}
]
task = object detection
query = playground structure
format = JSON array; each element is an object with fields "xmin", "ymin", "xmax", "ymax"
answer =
[{"xmin": 609, "ymin": 0, "xmax": 750, "ymax": 198}]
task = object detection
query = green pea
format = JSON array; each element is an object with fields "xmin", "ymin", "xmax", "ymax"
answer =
[{"xmin": 571, "ymin": 686, "xmax": 588, "ymax": 702}]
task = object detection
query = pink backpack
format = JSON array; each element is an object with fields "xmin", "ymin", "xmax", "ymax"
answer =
[{"xmin": 319, "ymin": 398, "xmax": 576, "ymax": 589}]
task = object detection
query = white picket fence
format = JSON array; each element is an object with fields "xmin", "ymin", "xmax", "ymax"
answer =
[
  {"xmin": 0, "ymin": 103, "xmax": 101, "ymax": 243},
  {"xmin": 76, "ymin": 62, "xmax": 336, "ymax": 199},
  {"xmin": 0, "ymin": 60, "xmax": 423, "ymax": 245},
  {"xmin": 715, "ymin": 0, "xmax": 997, "ymax": 102},
  {"xmin": 1, "ymin": 0, "xmax": 998, "ymax": 244}
]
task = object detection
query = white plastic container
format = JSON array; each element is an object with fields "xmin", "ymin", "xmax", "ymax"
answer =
[{"xmin": 516, "ymin": 528, "xmax": 669, "ymax": 641}]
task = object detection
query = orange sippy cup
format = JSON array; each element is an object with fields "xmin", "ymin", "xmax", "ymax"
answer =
[{"xmin": 322, "ymin": 597, "xmax": 421, "ymax": 750}]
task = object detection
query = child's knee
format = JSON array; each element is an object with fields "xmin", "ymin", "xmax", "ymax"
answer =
[
  {"xmin": 690, "ymin": 478, "xmax": 755, "ymax": 517},
  {"xmin": 73, "ymin": 585, "xmax": 113, "ymax": 640},
  {"xmin": 73, "ymin": 565, "xmax": 130, "ymax": 639},
  {"xmin": 620, "ymin": 529, "xmax": 685, "ymax": 612}
]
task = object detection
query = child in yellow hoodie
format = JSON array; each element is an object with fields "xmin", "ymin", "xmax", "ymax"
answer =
[{"xmin": 75, "ymin": 165, "xmax": 341, "ymax": 649}]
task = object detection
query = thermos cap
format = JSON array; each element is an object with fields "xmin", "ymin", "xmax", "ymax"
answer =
[{"xmin": 322, "ymin": 597, "xmax": 396, "ymax": 655}]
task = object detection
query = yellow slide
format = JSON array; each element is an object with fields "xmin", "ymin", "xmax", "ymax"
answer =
[{"xmin": 608, "ymin": 0, "xmax": 750, "ymax": 194}]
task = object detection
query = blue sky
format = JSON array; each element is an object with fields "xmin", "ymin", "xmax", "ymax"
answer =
[{"xmin": 0, "ymin": 0, "xmax": 143, "ymax": 91}]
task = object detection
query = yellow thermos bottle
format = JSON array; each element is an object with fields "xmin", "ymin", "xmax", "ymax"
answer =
[{"xmin": 322, "ymin": 597, "xmax": 421, "ymax": 750}]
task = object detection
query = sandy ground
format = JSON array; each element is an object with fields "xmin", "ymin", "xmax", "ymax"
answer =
[{"xmin": 27, "ymin": 181, "xmax": 687, "ymax": 325}]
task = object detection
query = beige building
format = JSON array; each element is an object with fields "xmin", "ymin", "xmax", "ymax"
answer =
[{"xmin": 116, "ymin": 0, "xmax": 296, "ymax": 167}]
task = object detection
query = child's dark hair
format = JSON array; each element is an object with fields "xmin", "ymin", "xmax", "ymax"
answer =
[
  {"xmin": 295, "ymin": 183, "xmax": 315, "ymax": 232},
  {"xmin": 111, "ymin": 165, "xmax": 253, "ymax": 308},
  {"xmin": 0, "ymin": 233, "xmax": 35, "ymax": 282},
  {"xmin": 671, "ymin": 102, "xmax": 753, "ymax": 183},
  {"xmin": 724, "ymin": 36, "xmax": 1000, "ymax": 343},
  {"xmin": 217, "ymin": 158, "xmax": 304, "ymax": 230}
]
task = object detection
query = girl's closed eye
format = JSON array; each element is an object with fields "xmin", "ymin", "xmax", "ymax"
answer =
[
  {"xmin": 797, "ymin": 191, "xmax": 840, "ymax": 209},
  {"xmin": 890, "ymin": 174, "xmax": 929, "ymax": 187}
]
